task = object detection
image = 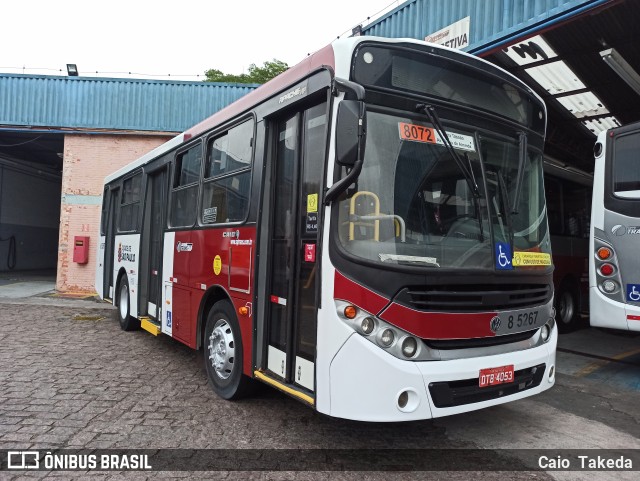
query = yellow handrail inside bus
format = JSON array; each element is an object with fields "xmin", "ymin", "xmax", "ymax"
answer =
[{"xmin": 349, "ymin": 191, "xmax": 380, "ymax": 241}]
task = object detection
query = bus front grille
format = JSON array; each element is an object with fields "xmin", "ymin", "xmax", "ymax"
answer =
[
  {"xmin": 424, "ymin": 329, "xmax": 537, "ymax": 350},
  {"xmin": 397, "ymin": 284, "xmax": 552, "ymax": 312},
  {"xmin": 428, "ymin": 363, "xmax": 546, "ymax": 408}
]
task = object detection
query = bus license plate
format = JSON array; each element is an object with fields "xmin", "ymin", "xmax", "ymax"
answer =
[{"xmin": 479, "ymin": 364, "xmax": 514, "ymax": 388}]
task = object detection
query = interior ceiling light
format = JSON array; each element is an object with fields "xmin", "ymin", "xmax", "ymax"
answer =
[{"xmin": 600, "ymin": 48, "xmax": 640, "ymax": 97}]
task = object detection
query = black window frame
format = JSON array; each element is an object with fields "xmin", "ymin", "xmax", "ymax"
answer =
[
  {"xmin": 199, "ymin": 116, "xmax": 256, "ymax": 226},
  {"xmin": 117, "ymin": 172, "xmax": 142, "ymax": 233},
  {"xmin": 169, "ymin": 141, "xmax": 203, "ymax": 229}
]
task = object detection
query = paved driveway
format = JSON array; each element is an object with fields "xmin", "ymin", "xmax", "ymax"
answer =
[{"xmin": 1, "ymin": 301, "xmax": 638, "ymax": 480}]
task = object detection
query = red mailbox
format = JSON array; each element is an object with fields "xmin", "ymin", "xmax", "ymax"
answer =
[{"xmin": 73, "ymin": 236, "xmax": 90, "ymax": 264}]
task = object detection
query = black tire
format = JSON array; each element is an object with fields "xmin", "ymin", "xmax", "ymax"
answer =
[
  {"xmin": 117, "ymin": 276, "xmax": 140, "ymax": 331},
  {"xmin": 204, "ymin": 301, "xmax": 255, "ymax": 400},
  {"xmin": 555, "ymin": 282, "xmax": 580, "ymax": 333}
]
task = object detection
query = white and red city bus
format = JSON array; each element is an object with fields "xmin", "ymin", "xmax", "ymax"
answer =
[
  {"xmin": 590, "ymin": 121, "xmax": 640, "ymax": 332},
  {"xmin": 96, "ymin": 36, "xmax": 557, "ymax": 421},
  {"xmin": 544, "ymin": 159, "xmax": 592, "ymax": 332}
]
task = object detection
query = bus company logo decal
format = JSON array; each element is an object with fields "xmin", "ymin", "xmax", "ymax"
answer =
[
  {"xmin": 119, "ymin": 244, "xmax": 135, "ymax": 262},
  {"xmin": 279, "ymin": 85, "xmax": 307, "ymax": 104},
  {"xmin": 176, "ymin": 242, "xmax": 193, "ymax": 252},
  {"xmin": 223, "ymin": 230, "xmax": 241, "ymax": 239},
  {"xmin": 490, "ymin": 316, "xmax": 501, "ymax": 333},
  {"xmin": 612, "ymin": 224, "xmax": 640, "ymax": 236}
]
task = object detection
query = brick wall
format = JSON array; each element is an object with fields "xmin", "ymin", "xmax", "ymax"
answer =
[{"xmin": 57, "ymin": 134, "xmax": 172, "ymax": 293}]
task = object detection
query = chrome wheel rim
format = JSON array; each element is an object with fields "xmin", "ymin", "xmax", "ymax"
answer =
[
  {"xmin": 208, "ymin": 319, "xmax": 235, "ymax": 380},
  {"xmin": 119, "ymin": 283, "xmax": 129, "ymax": 320}
]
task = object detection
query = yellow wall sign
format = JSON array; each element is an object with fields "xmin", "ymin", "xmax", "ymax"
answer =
[
  {"xmin": 513, "ymin": 252, "xmax": 551, "ymax": 267},
  {"xmin": 213, "ymin": 255, "xmax": 222, "ymax": 275},
  {"xmin": 307, "ymin": 193, "xmax": 318, "ymax": 213}
]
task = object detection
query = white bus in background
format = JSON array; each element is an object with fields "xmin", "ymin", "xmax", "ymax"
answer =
[{"xmin": 590, "ymin": 121, "xmax": 640, "ymax": 331}]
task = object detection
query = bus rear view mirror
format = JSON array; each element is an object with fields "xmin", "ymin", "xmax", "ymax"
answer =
[{"xmin": 336, "ymin": 100, "xmax": 366, "ymax": 167}]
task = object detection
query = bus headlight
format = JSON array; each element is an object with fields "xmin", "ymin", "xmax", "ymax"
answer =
[
  {"xmin": 335, "ymin": 300, "xmax": 424, "ymax": 360},
  {"xmin": 540, "ymin": 324, "xmax": 550, "ymax": 342},
  {"xmin": 379, "ymin": 328, "xmax": 395, "ymax": 347},
  {"xmin": 401, "ymin": 337, "xmax": 418, "ymax": 358},
  {"xmin": 361, "ymin": 316, "xmax": 375, "ymax": 335}
]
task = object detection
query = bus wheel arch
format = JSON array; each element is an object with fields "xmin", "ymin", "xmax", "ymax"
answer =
[
  {"xmin": 197, "ymin": 286, "xmax": 232, "ymax": 350},
  {"xmin": 203, "ymin": 299, "xmax": 255, "ymax": 399},
  {"xmin": 555, "ymin": 277, "xmax": 580, "ymax": 333},
  {"xmin": 115, "ymin": 269, "xmax": 139, "ymax": 331}
]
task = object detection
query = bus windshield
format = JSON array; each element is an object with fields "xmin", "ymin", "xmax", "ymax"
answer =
[{"xmin": 335, "ymin": 110, "xmax": 549, "ymax": 270}]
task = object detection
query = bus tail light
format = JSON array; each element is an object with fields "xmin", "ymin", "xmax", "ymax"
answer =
[
  {"xmin": 596, "ymin": 247, "xmax": 612, "ymax": 260},
  {"xmin": 599, "ymin": 263, "xmax": 615, "ymax": 276},
  {"xmin": 602, "ymin": 280, "xmax": 618, "ymax": 293}
]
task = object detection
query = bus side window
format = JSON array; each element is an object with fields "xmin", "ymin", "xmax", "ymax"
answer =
[
  {"xmin": 202, "ymin": 119, "xmax": 254, "ymax": 224},
  {"xmin": 170, "ymin": 143, "xmax": 202, "ymax": 228},
  {"xmin": 119, "ymin": 173, "xmax": 142, "ymax": 232}
]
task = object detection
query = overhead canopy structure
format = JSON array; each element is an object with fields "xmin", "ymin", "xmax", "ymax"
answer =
[
  {"xmin": 485, "ymin": 0, "xmax": 640, "ymax": 172},
  {"xmin": 362, "ymin": 0, "xmax": 640, "ymax": 173}
]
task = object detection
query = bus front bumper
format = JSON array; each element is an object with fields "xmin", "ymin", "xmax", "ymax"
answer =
[
  {"xmin": 327, "ymin": 327, "xmax": 557, "ymax": 422},
  {"xmin": 590, "ymin": 287, "xmax": 640, "ymax": 332}
]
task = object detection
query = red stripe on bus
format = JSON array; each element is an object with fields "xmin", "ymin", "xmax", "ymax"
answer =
[
  {"xmin": 378, "ymin": 302, "xmax": 497, "ymax": 339},
  {"xmin": 334, "ymin": 271, "xmax": 390, "ymax": 316}
]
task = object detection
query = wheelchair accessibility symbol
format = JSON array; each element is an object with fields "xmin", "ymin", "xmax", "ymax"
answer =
[
  {"xmin": 627, "ymin": 284, "xmax": 640, "ymax": 303},
  {"xmin": 495, "ymin": 242, "xmax": 513, "ymax": 270}
]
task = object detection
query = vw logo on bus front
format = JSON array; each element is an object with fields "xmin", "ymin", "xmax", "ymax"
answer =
[{"xmin": 490, "ymin": 316, "xmax": 501, "ymax": 333}]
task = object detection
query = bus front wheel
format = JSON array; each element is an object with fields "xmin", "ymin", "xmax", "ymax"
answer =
[{"xmin": 204, "ymin": 301, "xmax": 254, "ymax": 400}]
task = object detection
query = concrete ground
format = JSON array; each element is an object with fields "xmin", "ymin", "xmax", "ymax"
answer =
[{"xmin": 0, "ymin": 274, "xmax": 638, "ymax": 480}]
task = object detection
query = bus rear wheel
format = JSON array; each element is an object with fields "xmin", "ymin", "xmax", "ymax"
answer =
[
  {"xmin": 117, "ymin": 276, "xmax": 140, "ymax": 331},
  {"xmin": 555, "ymin": 282, "xmax": 579, "ymax": 333},
  {"xmin": 204, "ymin": 301, "xmax": 254, "ymax": 400}
]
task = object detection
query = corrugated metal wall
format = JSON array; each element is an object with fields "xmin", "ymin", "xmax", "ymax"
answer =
[
  {"xmin": 362, "ymin": 0, "xmax": 602, "ymax": 53},
  {"xmin": 0, "ymin": 75, "xmax": 258, "ymax": 132}
]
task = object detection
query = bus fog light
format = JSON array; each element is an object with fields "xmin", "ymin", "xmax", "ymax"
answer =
[
  {"xmin": 549, "ymin": 365, "xmax": 555, "ymax": 382},
  {"xmin": 401, "ymin": 337, "xmax": 418, "ymax": 357},
  {"xmin": 379, "ymin": 329, "xmax": 395, "ymax": 347},
  {"xmin": 602, "ymin": 280, "xmax": 617, "ymax": 293},
  {"xmin": 398, "ymin": 390, "xmax": 409, "ymax": 409},
  {"xmin": 540, "ymin": 324, "xmax": 550, "ymax": 342},
  {"xmin": 361, "ymin": 317, "xmax": 375, "ymax": 335}
]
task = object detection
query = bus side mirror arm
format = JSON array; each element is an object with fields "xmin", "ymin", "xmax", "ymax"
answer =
[
  {"xmin": 324, "ymin": 159, "xmax": 363, "ymax": 205},
  {"xmin": 332, "ymin": 77, "xmax": 365, "ymax": 101}
]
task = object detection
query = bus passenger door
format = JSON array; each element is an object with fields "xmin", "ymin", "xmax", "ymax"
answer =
[
  {"xmin": 140, "ymin": 167, "xmax": 167, "ymax": 319},
  {"xmin": 266, "ymin": 102, "xmax": 327, "ymax": 393},
  {"xmin": 103, "ymin": 186, "xmax": 120, "ymax": 300}
]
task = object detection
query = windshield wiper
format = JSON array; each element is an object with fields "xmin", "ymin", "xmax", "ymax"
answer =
[
  {"xmin": 497, "ymin": 169, "xmax": 515, "ymax": 253},
  {"xmin": 464, "ymin": 152, "xmax": 484, "ymax": 242},
  {"xmin": 511, "ymin": 131, "xmax": 527, "ymax": 214},
  {"xmin": 416, "ymin": 103, "xmax": 480, "ymax": 198},
  {"xmin": 416, "ymin": 103, "xmax": 484, "ymax": 241}
]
